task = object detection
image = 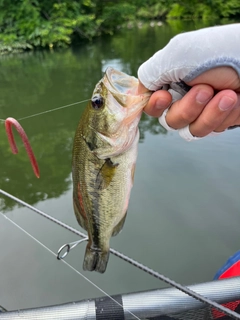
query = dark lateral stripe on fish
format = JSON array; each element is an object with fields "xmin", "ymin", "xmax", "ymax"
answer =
[{"xmin": 88, "ymin": 190, "xmax": 101, "ymax": 249}]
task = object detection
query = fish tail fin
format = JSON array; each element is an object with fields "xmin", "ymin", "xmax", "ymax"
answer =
[{"xmin": 83, "ymin": 245, "xmax": 110, "ymax": 273}]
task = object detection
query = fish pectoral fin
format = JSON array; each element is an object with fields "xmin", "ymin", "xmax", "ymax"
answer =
[
  {"xmin": 82, "ymin": 135, "xmax": 96, "ymax": 152},
  {"xmin": 95, "ymin": 158, "xmax": 119, "ymax": 190},
  {"xmin": 112, "ymin": 211, "xmax": 128, "ymax": 236}
]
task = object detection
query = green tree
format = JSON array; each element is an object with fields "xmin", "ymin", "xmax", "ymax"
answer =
[
  {"xmin": 167, "ymin": 0, "xmax": 240, "ymax": 19},
  {"xmin": 0, "ymin": 0, "xmax": 239, "ymax": 52}
]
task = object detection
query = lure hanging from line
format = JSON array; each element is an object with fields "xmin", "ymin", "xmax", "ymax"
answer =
[{"xmin": 5, "ymin": 117, "xmax": 40, "ymax": 178}]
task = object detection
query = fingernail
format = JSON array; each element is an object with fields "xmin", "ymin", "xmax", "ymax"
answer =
[
  {"xmin": 155, "ymin": 98, "xmax": 171, "ymax": 110},
  {"xmin": 218, "ymin": 96, "xmax": 235, "ymax": 111},
  {"xmin": 196, "ymin": 91, "xmax": 212, "ymax": 104}
]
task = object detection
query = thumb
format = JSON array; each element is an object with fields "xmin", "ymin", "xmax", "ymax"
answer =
[
  {"xmin": 141, "ymin": 87, "xmax": 172, "ymax": 117},
  {"xmin": 138, "ymin": 80, "xmax": 172, "ymax": 117}
]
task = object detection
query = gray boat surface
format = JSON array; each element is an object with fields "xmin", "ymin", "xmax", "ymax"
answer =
[{"xmin": 0, "ymin": 277, "xmax": 239, "ymax": 320}]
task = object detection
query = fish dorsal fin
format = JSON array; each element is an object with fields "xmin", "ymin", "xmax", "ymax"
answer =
[{"xmin": 95, "ymin": 158, "xmax": 119, "ymax": 190}]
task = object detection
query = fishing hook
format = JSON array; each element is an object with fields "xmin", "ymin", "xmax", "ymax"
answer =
[
  {"xmin": 5, "ymin": 117, "xmax": 40, "ymax": 178},
  {"xmin": 57, "ymin": 237, "xmax": 88, "ymax": 260}
]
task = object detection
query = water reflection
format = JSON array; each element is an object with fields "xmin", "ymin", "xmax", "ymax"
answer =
[
  {"xmin": 101, "ymin": 58, "xmax": 128, "ymax": 72},
  {"xmin": 139, "ymin": 114, "xmax": 167, "ymax": 142},
  {"xmin": 0, "ymin": 106, "xmax": 166, "ymax": 212},
  {"xmin": 0, "ymin": 20, "xmax": 234, "ymax": 211},
  {"xmin": 1, "ymin": 22, "xmax": 184, "ymax": 212},
  {"xmin": 0, "ymin": 124, "xmax": 73, "ymax": 211},
  {"xmin": 2, "ymin": 21, "xmax": 240, "ymax": 311}
]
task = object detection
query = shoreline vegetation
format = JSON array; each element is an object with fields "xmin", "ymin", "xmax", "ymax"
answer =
[{"xmin": 1, "ymin": 0, "xmax": 239, "ymax": 54}]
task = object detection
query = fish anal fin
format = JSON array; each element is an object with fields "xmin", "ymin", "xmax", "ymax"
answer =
[
  {"xmin": 112, "ymin": 211, "xmax": 128, "ymax": 236},
  {"xmin": 95, "ymin": 158, "xmax": 119, "ymax": 190}
]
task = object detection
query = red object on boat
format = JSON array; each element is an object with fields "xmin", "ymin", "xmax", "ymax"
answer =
[{"xmin": 212, "ymin": 251, "xmax": 240, "ymax": 319}]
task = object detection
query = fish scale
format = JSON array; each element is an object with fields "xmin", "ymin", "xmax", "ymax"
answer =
[{"xmin": 72, "ymin": 67, "xmax": 151, "ymax": 273}]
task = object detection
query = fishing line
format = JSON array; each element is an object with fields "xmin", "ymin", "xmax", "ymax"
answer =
[
  {"xmin": 1, "ymin": 189, "xmax": 240, "ymax": 318},
  {"xmin": 0, "ymin": 98, "xmax": 89, "ymax": 123},
  {"xmin": 1, "ymin": 213, "xmax": 141, "ymax": 320}
]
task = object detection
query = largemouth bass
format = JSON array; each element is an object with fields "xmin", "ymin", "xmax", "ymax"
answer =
[{"xmin": 72, "ymin": 67, "xmax": 151, "ymax": 273}]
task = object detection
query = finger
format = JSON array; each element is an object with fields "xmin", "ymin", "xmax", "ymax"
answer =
[
  {"xmin": 214, "ymin": 93, "xmax": 240, "ymax": 132},
  {"xmin": 187, "ymin": 67, "xmax": 240, "ymax": 92},
  {"xmin": 138, "ymin": 80, "xmax": 172, "ymax": 117},
  {"xmin": 143, "ymin": 90, "xmax": 172, "ymax": 117},
  {"xmin": 165, "ymin": 84, "xmax": 214, "ymax": 129},
  {"xmin": 189, "ymin": 90, "xmax": 238, "ymax": 137}
]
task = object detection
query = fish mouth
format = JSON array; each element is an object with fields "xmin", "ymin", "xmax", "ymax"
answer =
[
  {"xmin": 104, "ymin": 67, "xmax": 139, "ymax": 96},
  {"xmin": 103, "ymin": 67, "xmax": 151, "ymax": 115}
]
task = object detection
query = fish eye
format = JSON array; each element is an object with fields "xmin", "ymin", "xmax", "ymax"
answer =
[{"xmin": 91, "ymin": 95, "xmax": 104, "ymax": 110}]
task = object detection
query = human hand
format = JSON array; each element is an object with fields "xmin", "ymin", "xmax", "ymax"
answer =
[{"xmin": 138, "ymin": 24, "xmax": 240, "ymax": 140}]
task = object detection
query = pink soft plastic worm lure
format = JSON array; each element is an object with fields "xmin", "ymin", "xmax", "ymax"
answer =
[{"xmin": 5, "ymin": 117, "xmax": 40, "ymax": 178}]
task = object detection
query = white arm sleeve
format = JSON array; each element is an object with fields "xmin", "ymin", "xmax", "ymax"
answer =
[{"xmin": 138, "ymin": 24, "xmax": 240, "ymax": 91}]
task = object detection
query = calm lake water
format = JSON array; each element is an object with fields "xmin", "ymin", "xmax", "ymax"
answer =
[{"xmin": 1, "ymin": 20, "xmax": 240, "ymax": 311}]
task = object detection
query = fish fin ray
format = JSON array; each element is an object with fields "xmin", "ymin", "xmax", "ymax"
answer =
[
  {"xmin": 95, "ymin": 158, "xmax": 119, "ymax": 190},
  {"xmin": 83, "ymin": 245, "xmax": 109, "ymax": 273},
  {"xmin": 112, "ymin": 211, "xmax": 128, "ymax": 236},
  {"xmin": 82, "ymin": 135, "xmax": 96, "ymax": 151}
]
